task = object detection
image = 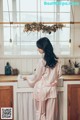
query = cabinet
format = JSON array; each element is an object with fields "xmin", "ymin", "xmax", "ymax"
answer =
[
  {"xmin": 0, "ymin": 86, "xmax": 13, "ymax": 120},
  {"xmin": 68, "ymin": 85, "xmax": 80, "ymax": 120}
]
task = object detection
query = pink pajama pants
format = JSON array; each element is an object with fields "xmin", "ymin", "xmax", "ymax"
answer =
[{"xmin": 35, "ymin": 98, "xmax": 58, "ymax": 120}]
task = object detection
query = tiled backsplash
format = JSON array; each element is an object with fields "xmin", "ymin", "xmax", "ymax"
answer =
[{"xmin": 0, "ymin": 57, "xmax": 80, "ymax": 74}]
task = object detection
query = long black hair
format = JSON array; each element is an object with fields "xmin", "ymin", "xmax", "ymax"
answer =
[{"xmin": 36, "ymin": 37, "xmax": 58, "ymax": 69}]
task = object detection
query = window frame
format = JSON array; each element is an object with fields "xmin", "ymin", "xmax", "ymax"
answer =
[{"xmin": 0, "ymin": 0, "xmax": 73, "ymax": 57}]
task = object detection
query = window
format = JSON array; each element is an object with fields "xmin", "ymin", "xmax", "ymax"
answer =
[{"xmin": 2, "ymin": 0, "xmax": 71, "ymax": 56}]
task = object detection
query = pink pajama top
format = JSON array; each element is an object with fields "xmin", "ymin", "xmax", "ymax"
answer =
[{"xmin": 27, "ymin": 58, "xmax": 61, "ymax": 101}]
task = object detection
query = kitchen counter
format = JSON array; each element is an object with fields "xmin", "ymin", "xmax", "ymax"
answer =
[
  {"xmin": 0, "ymin": 75, "xmax": 80, "ymax": 82},
  {"xmin": 60, "ymin": 75, "xmax": 80, "ymax": 81},
  {"xmin": 0, "ymin": 75, "xmax": 17, "ymax": 82}
]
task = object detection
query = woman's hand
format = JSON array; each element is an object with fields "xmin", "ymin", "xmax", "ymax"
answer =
[
  {"xmin": 23, "ymin": 76, "xmax": 27, "ymax": 80},
  {"xmin": 50, "ymin": 81, "xmax": 58, "ymax": 86}
]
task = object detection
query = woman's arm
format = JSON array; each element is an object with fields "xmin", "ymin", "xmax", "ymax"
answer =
[
  {"xmin": 58, "ymin": 63, "xmax": 62, "ymax": 78},
  {"xmin": 25, "ymin": 59, "xmax": 45, "ymax": 87},
  {"xmin": 46, "ymin": 62, "xmax": 62, "ymax": 87}
]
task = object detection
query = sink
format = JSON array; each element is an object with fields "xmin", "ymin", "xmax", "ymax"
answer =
[{"xmin": 17, "ymin": 74, "xmax": 32, "ymax": 88}]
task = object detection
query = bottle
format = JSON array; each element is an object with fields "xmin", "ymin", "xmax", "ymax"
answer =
[{"xmin": 5, "ymin": 62, "xmax": 12, "ymax": 75}]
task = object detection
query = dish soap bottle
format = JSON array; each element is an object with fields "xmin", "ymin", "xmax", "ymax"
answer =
[{"xmin": 5, "ymin": 62, "xmax": 12, "ymax": 75}]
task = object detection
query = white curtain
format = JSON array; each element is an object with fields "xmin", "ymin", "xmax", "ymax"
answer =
[
  {"xmin": 17, "ymin": 92, "xmax": 36, "ymax": 120},
  {"xmin": 57, "ymin": 92, "xmax": 63, "ymax": 120}
]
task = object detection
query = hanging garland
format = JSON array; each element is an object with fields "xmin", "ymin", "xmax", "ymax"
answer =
[{"xmin": 23, "ymin": 22, "xmax": 64, "ymax": 34}]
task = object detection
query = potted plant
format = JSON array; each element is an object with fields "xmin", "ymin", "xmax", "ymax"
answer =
[{"xmin": 73, "ymin": 61, "xmax": 80, "ymax": 74}]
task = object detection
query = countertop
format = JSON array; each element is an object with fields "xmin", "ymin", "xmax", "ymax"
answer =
[
  {"xmin": 0, "ymin": 75, "xmax": 17, "ymax": 82},
  {"xmin": 0, "ymin": 75, "xmax": 80, "ymax": 82},
  {"xmin": 60, "ymin": 75, "xmax": 80, "ymax": 81}
]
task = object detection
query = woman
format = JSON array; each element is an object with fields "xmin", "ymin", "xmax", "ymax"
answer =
[{"xmin": 24, "ymin": 37, "xmax": 61, "ymax": 120}]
